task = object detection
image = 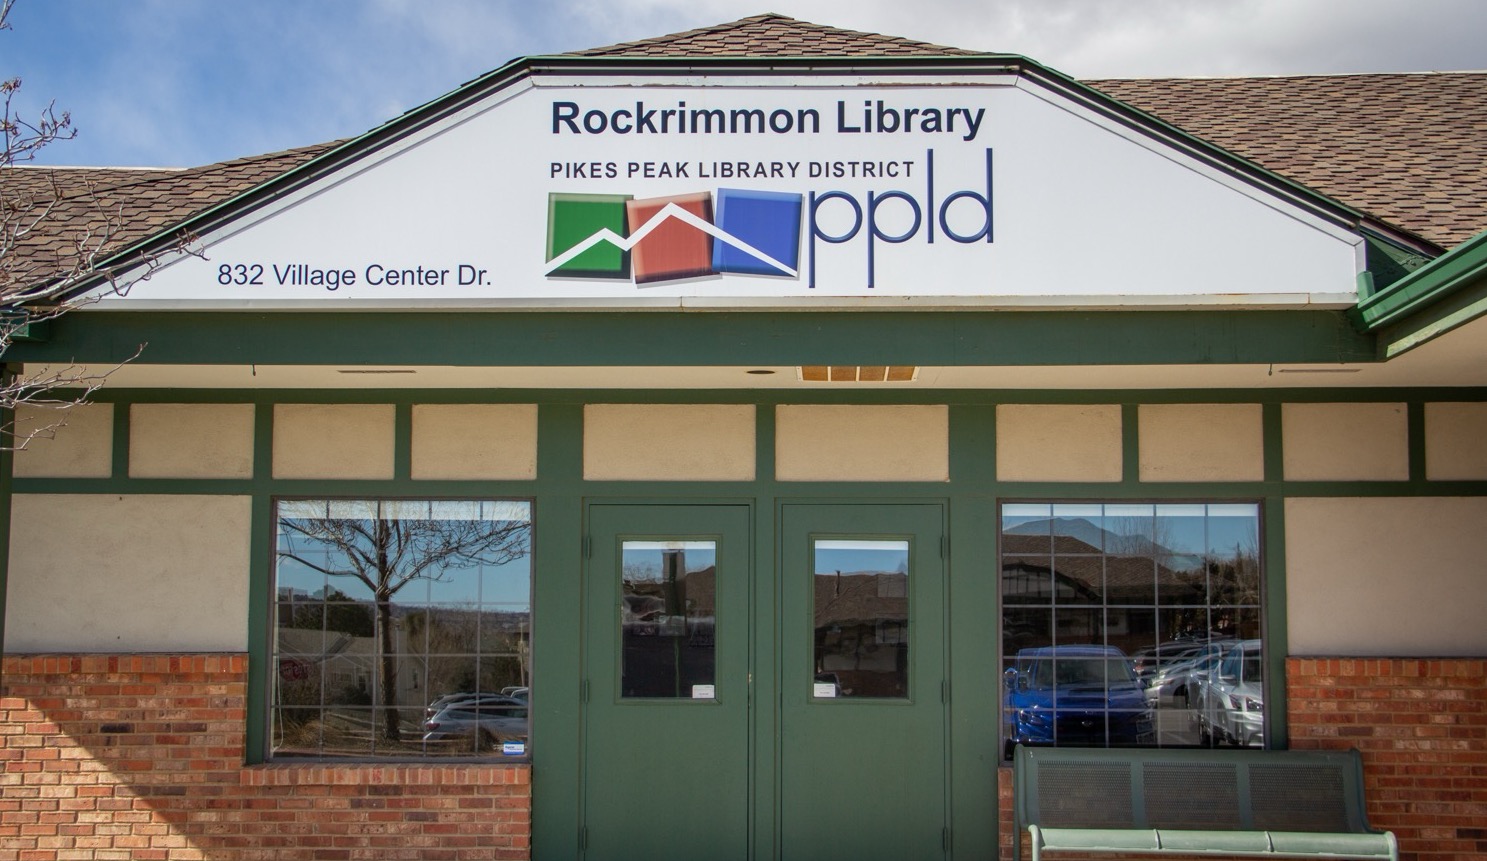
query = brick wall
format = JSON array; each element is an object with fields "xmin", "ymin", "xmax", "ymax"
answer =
[
  {"xmin": 0, "ymin": 654, "xmax": 531, "ymax": 861},
  {"xmin": 1289, "ymin": 658, "xmax": 1487, "ymax": 861},
  {"xmin": 996, "ymin": 658, "xmax": 1487, "ymax": 861}
]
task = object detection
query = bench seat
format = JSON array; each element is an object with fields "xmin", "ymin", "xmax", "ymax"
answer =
[
  {"xmin": 1013, "ymin": 746, "xmax": 1397, "ymax": 861},
  {"xmin": 1030, "ymin": 826, "xmax": 1398, "ymax": 860}
]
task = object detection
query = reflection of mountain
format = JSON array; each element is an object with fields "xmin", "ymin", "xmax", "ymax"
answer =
[{"xmin": 1005, "ymin": 517, "xmax": 1203, "ymax": 570}]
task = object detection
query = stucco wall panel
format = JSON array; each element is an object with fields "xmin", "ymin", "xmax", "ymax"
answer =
[
  {"xmin": 4, "ymin": 494, "xmax": 253, "ymax": 652},
  {"xmin": 584, "ymin": 404, "xmax": 755, "ymax": 481},
  {"xmin": 776, "ymin": 405, "xmax": 948, "ymax": 481},
  {"xmin": 412, "ymin": 404, "xmax": 538, "ymax": 480},
  {"xmin": 996, "ymin": 404, "xmax": 1122, "ymax": 482},
  {"xmin": 1282, "ymin": 402, "xmax": 1407, "ymax": 481},
  {"xmin": 1138, "ymin": 403, "xmax": 1263, "ymax": 482},
  {"xmin": 273, "ymin": 404, "xmax": 395, "ymax": 479},
  {"xmin": 11, "ymin": 403, "xmax": 113, "ymax": 478},
  {"xmin": 1285, "ymin": 497, "xmax": 1487, "ymax": 656},
  {"xmin": 1425, "ymin": 402, "xmax": 1487, "ymax": 480},
  {"xmin": 129, "ymin": 403, "xmax": 255, "ymax": 478}
]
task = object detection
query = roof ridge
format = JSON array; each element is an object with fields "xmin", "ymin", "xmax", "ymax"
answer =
[
  {"xmin": 570, "ymin": 12, "xmax": 982, "ymax": 58},
  {"xmin": 179, "ymin": 140, "xmax": 346, "ymax": 174},
  {"xmin": 1088, "ymin": 69, "xmax": 1487, "ymax": 84},
  {"xmin": 567, "ymin": 13, "xmax": 784, "ymax": 56}
]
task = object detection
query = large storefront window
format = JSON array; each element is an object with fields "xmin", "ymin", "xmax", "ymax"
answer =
[
  {"xmin": 271, "ymin": 499, "xmax": 533, "ymax": 759},
  {"xmin": 1000, "ymin": 502, "xmax": 1262, "ymax": 758}
]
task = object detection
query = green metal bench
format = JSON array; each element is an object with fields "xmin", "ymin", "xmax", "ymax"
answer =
[{"xmin": 1012, "ymin": 746, "xmax": 1397, "ymax": 861}]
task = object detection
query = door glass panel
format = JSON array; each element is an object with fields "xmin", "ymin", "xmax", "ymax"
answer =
[
  {"xmin": 812, "ymin": 539, "xmax": 910, "ymax": 699},
  {"xmin": 620, "ymin": 540, "xmax": 718, "ymax": 699}
]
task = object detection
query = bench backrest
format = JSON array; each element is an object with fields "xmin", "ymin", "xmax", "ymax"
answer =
[{"xmin": 1013, "ymin": 746, "xmax": 1376, "ymax": 834}]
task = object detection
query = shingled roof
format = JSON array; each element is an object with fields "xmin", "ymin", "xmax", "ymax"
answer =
[
  {"xmin": 1092, "ymin": 73, "xmax": 1487, "ymax": 249},
  {"xmin": 570, "ymin": 12, "xmax": 982, "ymax": 58},
  {"xmin": 2, "ymin": 142, "xmax": 335, "ymax": 294},
  {"xmin": 4, "ymin": 13, "xmax": 1484, "ymax": 298}
]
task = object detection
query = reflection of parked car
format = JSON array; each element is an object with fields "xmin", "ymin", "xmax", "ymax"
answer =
[
  {"xmin": 1195, "ymin": 639, "xmax": 1263, "ymax": 747},
  {"xmin": 1003, "ymin": 645, "xmax": 1154, "ymax": 758},
  {"xmin": 424, "ymin": 691, "xmax": 521, "ymax": 720},
  {"xmin": 1140, "ymin": 640, "xmax": 1236, "ymax": 707},
  {"xmin": 1131, "ymin": 641, "xmax": 1205, "ymax": 679},
  {"xmin": 421, "ymin": 696, "xmax": 528, "ymax": 751}
]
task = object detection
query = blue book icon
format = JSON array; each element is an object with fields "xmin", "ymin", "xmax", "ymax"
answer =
[{"xmin": 712, "ymin": 188, "xmax": 802, "ymax": 277}]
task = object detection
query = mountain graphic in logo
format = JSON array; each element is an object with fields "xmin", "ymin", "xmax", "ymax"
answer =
[{"xmin": 545, "ymin": 189, "xmax": 802, "ymax": 283}]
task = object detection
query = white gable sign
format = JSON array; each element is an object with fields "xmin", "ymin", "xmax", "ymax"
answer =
[{"xmin": 99, "ymin": 73, "xmax": 1365, "ymax": 310}]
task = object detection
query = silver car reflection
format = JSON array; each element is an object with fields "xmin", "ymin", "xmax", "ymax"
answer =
[
  {"xmin": 1195, "ymin": 639, "xmax": 1264, "ymax": 747},
  {"xmin": 421, "ymin": 695, "xmax": 528, "ymax": 751},
  {"xmin": 1139, "ymin": 640, "xmax": 1235, "ymax": 708}
]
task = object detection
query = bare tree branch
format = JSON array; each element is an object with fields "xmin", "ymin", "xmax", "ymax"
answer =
[
  {"xmin": 277, "ymin": 506, "xmax": 531, "ymax": 742},
  {"xmin": 0, "ymin": 0, "xmax": 204, "ymax": 451}
]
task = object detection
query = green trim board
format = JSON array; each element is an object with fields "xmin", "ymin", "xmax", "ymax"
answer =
[
  {"xmin": 530, "ymin": 405, "xmax": 585, "ymax": 861},
  {"xmin": 0, "ymin": 396, "xmax": 12, "ymax": 658},
  {"xmin": 111, "ymin": 403, "xmax": 130, "ymax": 480},
  {"xmin": 1353, "ymin": 229, "xmax": 1487, "ymax": 357},
  {"xmin": 1363, "ymin": 232, "xmax": 1435, "ymax": 295},
  {"xmin": 7, "ymin": 309, "xmax": 1379, "ymax": 368},
  {"xmin": 1354, "ymin": 228, "xmax": 1487, "ymax": 329},
  {"xmin": 244, "ymin": 403, "xmax": 276, "ymax": 762},
  {"xmin": 54, "ymin": 384, "xmax": 1487, "ymax": 406},
  {"xmin": 1261, "ymin": 496, "xmax": 1288, "ymax": 749}
]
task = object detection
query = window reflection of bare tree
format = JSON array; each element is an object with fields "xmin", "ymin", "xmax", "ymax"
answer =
[{"xmin": 279, "ymin": 507, "xmax": 530, "ymax": 743}]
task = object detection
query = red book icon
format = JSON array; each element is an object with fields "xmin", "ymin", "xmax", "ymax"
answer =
[{"xmin": 626, "ymin": 192, "xmax": 715, "ymax": 283}]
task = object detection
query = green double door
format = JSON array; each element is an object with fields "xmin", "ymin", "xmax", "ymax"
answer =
[{"xmin": 582, "ymin": 503, "xmax": 948, "ymax": 861}]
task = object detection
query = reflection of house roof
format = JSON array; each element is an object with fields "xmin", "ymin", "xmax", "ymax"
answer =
[
  {"xmin": 625, "ymin": 566, "xmax": 717, "ymax": 615},
  {"xmin": 277, "ymin": 627, "xmax": 374, "ymax": 662},
  {"xmin": 814, "ymin": 572, "xmax": 907, "ymax": 627},
  {"xmin": 1002, "ymin": 536, "xmax": 1205, "ymax": 604}
]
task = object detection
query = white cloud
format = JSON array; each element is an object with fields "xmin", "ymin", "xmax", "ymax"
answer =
[
  {"xmin": 593, "ymin": 0, "xmax": 1487, "ymax": 77},
  {"xmin": 11, "ymin": 0, "xmax": 1487, "ymax": 166}
]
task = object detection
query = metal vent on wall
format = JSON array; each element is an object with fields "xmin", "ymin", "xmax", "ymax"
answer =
[{"xmin": 798, "ymin": 366, "xmax": 918, "ymax": 382}]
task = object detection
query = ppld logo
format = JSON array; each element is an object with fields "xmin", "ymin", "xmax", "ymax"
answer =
[{"xmin": 543, "ymin": 149, "xmax": 993, "ymax": 288}]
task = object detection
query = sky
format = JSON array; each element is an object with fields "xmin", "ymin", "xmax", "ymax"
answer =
[{"xmin": 5, "ymin": 0, "xmax": 1487, "ymax": 168}]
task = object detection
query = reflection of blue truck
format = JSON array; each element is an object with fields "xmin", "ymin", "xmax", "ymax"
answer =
[{"xmin": 1003, "ymin": 645, "xmax": 1154, "ymax": 758}]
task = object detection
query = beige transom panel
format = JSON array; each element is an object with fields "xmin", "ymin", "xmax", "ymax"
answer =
[
  {"xmin": 1282, "ymin": 402, "xmax": 1408, "ymax": 481},
  {"xmin": 1425, "ymin": 402, "xmax": 1487, "ymax": 480},
  {"xmin": 1286, "ymin": 496, "xmax": 1487, "ymax": 656},
  {"xmin": 4, "ymin": 494, "xmax": 253, "ymax": 652},
  {"xmin": 412, "ymin": 404, "xmax": 538, "ymax": 480},
  {"xmin": 130, "ymin": 403, "xmax": 256, "ymax": 479},
  {"xmin": 775, "ymin": 404, "xmax": 948, "ymax": 481},
  {"xmin": 273, "ymin": 404, "xmax": 395, "ymax": 479},
  {"xmin": 996, "ymin": 404, "xmax": 1122, "ymax": 482},
  {"xmin": 584, "ymin": 404, "xmax": 755, "ymax": 481},
  {"xmin": 11, "ymin": 403, "xmax": 113, "ymax": 478},
  {"xmin": 1138, "ymin": 403, "xmax": 1263, "ymax": 482}
]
